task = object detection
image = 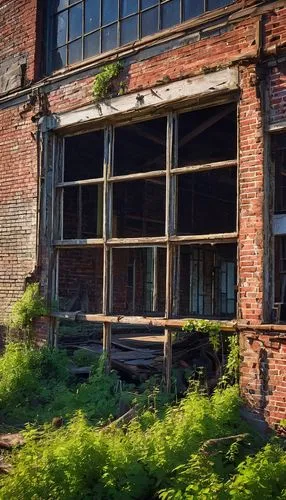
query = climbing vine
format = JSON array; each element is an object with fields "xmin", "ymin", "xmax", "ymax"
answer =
[
  {"xmin": 92, "ymin": 61, "xmax": 123, "ymax": 101},
  {"xmin": 183, "ymin": 318, "xmax": 221, "ymax": 351}
]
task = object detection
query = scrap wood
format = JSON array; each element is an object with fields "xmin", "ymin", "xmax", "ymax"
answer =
[
  {"xmin": 0, "ymin": 458, "xmax": 12, "ymax": 475},
  {"xmin": 103, "ymin": 405, "xmax": 140, "ymax": 431},
  {"xmin": 200, "ymin": 433, "xmax": 250, "ymax": 455},
  {"xmin": 0, "ymin": 433, "xmax": 25, "ymax": 450}
]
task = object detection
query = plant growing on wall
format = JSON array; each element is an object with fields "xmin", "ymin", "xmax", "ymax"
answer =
[
  {"xmin": 92, "ymin": 61, "xmax": 123, "ymax": 101},
  {"xmin": 8, "ymin": 282, "xmax": 48, "ymax": 342}
]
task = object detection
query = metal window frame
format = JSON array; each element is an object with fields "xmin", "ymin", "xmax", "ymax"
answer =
[{"xmin": 47, "ymin": 0, "xmax": 234, "ymax": 72}]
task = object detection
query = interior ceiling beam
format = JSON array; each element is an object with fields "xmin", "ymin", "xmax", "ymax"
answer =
[
  {"xmin": 132, "ymin": 125, "xmax": 165, "ymax": 146},
  {"xmin": 178, "ymin": 104, "xmax": 236, "ymax": 148}
]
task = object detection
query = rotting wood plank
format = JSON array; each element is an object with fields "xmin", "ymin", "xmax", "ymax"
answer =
[
  {"xmin": 171, "ymin": 159, "xmax": 237, "ymax": 175},
  {"xmin": 52, "ymin": 312, "xmax": 236, "ymax": 331},
  {"xmin": 53, "ymin": 68, "xmax": 239, "ymax": 132}
]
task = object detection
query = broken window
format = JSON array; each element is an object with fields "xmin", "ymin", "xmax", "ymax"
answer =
[
  {"xmin": 53, "ymin": 102, "xmax": 237, "ymax": 321},
  {"xmin": 273, "ymin": 135, "xmax": 286, "ymax": 322},
  {"xmin": 57, "ymin": 248, "xmax": 103, "ymax": 312},
  {"xmin": 49, "ymin": 0, "xmax": 234, "ymax": 71},
  {"xmin": 174, "ymin": 244, "xmax": 236, "ymax": 318},
  {"xmin": 112, "ymin": 178, "xmax": 166, "ymax": 237},
  {"xmin": 177, "ymin": 168, "xmax": 237, "ymax": 235},
  {"xmin": 111, "ymin": 247, "xmax": 166, "ymax": 315}
]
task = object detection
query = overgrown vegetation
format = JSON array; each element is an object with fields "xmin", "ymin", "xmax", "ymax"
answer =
[
  {"xmin": 183, "ymin": 318, "xmax": 222, "ymax": 351},
  {"xmin": 7, "ymin": 283, "xmax": 48, "ymax": 342},
  {"xmin": 0, "ymin": 343, "xmax": 133, "ymax": 427},
  {"xmin": 92, "ymin": 62, "xmax": 123, "ymax": 101},
  {"xmin": 0, "ymin": 334, "xmax": 285, "ymax": 498}
]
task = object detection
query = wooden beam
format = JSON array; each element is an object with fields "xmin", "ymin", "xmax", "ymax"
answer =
[
  {"xmin": 53, "ymin": 68, "xmax": 239, "ymax": 132},
  {"xmin": 54, "ymin": 238, "xmax": 104, "ymax": 247},
  {"xmin": 52, "ymin": 312, "xmax": 237, "ymax": 331},
  {"xmin": 56, "ymin": 177, "xmax": 104, "ymax": 188},
  {"xmin": 109, "ymin": 169, "xmax": 166, "ymax": 183},
  {"xmin": 163, "ymin": 329, "xmax": 172, "ymax": 392},
  {"xmin": 171, "ymin": 159, "xmax": 237, "ymax": 175}
]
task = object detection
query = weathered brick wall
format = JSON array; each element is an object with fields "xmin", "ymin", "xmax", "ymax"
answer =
[
  {"xmin": 265, "ymin": 6, "xmax": 286, "ymax": 125},
  {"xmin": 0, "ymin": 0, "xmax": 39, "ymax": 333},
  {"xmin": 238, "ymin": 64, "xmax": 264, "ymax": 324},
  {"xmin": 240, "ymin": 330, "xmax": 286, "ymax": 426},
  {"xmin": 0, "ymin": 106, "xmax": 38, "ymax": 329},
  {"xmin": 0, "ymin": 0, "xmax": 38, "ymax": 85}
]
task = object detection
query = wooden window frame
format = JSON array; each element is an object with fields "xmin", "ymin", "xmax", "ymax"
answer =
[{"xmin": 50, "ymin": 103, "xmax": 238, "ymax": 384}]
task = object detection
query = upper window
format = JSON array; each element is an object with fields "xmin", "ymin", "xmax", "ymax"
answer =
[{"xmin": 50, "ymin": 0, "xmax": 234, "ymax": 71}]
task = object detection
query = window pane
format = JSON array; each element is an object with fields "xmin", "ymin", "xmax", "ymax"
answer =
[
  {"xmin": 84, "ymin": 31, "xmax": 100, "ymax": 58},
  {"xmin": 102, "ymin": 23, "xmax": 118, "ymax": 51},
  {"xmin": 161, "ymin": 0, "xmax": 180, "ymax": 29},
  {"xmin": 120, "ymin": 0, "xmax": 138, "ymax": 17},
  {"xmin": 178, "ymin": 104, "xmax": 237, "ymax": 167},
  {"xmin": 69, "ymin": 0, "xmax": 80, "ymax": 4},
  {"xmin": 208, "ymin": 0, "xmax": 233, "ymax": 10},
  {"xmin": 54, "ymin": 0, "xmax": 69, "ymax": 12},
  {"xmin": 112, "ymin": 247, "xmax": 166, "ymax": 315},
  {"xmin": 69, "ymin": 3, "xmax": 82, "ymax": 40},
  {"xmin": 63, "ymin": 185, "xmax": 103, "ymax": 239},
  {"xmin": 141, "ymin": 0, "xmax": 157, "ymax": 8},
  {"xmin": 68, "ymin": 39, "xmax": 82, "ymax": 64},
  {"xmin": 55, "ymin": 11, "xmax": 68, "ymax": 47},
  {"xmin": 64, "ymin": 130, "xmax": 104, "ymax": 182},
  {"xmin": 176, "ymin": 244, "xmax": 236, "ymax": 318},
  {"xmin": 85, "ymin": 0, "xmax": 100, "ymax": 32},
  {"xmin": 58, "ymin": 248, "xmax": 103, "ymax": 313},
  {"xmin": 120, "ymin": 15, "xmax": 138, "ymax": 45},
  {"xmin": 141, "ymin": 7, "xmax": 158, "ymax": 37},
  {"xmin": 102, "ymin": 0, "xmax": 118, "ymax": 25},
  {"xmin": 183, "ymin": 0, "xmax": 204, "ymax": 20},
  {"xmin": 53, "ymin": 46, "xmax": 67, "ymax": 70},
  {"xmin": 114, "ymin": 118, "xmax": 166, "ymax": 175},
  {"xmin": 113, "ymin": 178, "xmax": 166, "ymax": 237},
  {"xmin": 177, "ymin": 168, "xmax": 237, "ymax": 235}
]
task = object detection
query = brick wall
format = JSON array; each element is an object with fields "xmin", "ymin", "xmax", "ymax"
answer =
[
  {"xmin": 238, "ymin": 64, "xmax": 264, "ymax": 324},
  {"xmin": 240, "ymin": 330, "xmax": 286, "ymax": 426},
  {"xmin": 0, "ymin": 0, "xmax": 39, "ymax": 83},
  {"xmin": 0, "ymin": 0, "xmax": 286, "ymax": 424},
  {"xmin": 0, "ymin": 105, "xmax": 38, "ymax": 330}
]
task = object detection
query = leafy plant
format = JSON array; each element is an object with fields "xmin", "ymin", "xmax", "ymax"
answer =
[
  {"xmin": 183, "ymin": 319, "xmax": 221, "ymax": 351},
  {"xmin": 92, "ymin": 62, "xmax": 123, "ymax": 101},
  {"xmin": 8, "ymin": 283, "xmax": 48, "ymax": 341}
]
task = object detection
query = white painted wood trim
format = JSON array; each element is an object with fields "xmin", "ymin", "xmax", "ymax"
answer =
[{"xmin": 41, "ymin": 67, "xmax": 239, "ymax": 132}]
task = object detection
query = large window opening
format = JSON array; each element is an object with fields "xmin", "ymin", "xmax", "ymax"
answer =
[
  {"xmin": 53, "ymin": 102, "xmax": 237, "ymax": 323},
  {"xmin": 49, "ymin": 0, "xmax": 235, "ymax": 71}
]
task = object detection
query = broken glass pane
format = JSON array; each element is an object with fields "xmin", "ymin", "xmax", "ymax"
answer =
[
  {"xmin": 111, "ymin": 247, "xmax": 166, "ymax": 315},
  {"xmin": 112, "ymin": 178, "xmax": 166, "ymax": 237},
  {"xmin": 64, "ymin": 130, "xmax": 104, "ymax": 182}
]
